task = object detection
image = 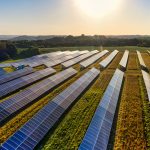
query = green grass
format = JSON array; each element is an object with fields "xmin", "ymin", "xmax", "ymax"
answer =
[
  {"xmin": 39, "ymin": 73, "xmax": 112, "ymax": 150},
  {"xmin": 139, "ymin": 78, "xmax": 150, "ymax": 149},
  {"xmin": 0, "ymin": 46, "xmax": 149, "ymax": 64},
  {"xmin": 39, "ymin": 46, "xmax": 150, "ymax": 53}
]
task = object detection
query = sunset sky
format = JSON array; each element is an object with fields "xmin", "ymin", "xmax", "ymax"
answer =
[{"xmin": 0, "ymin": 0, "xmax": 150, "ymax": 35}]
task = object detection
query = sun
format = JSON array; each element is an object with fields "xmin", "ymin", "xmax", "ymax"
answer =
[{"xmin": 73, "ymin": 0, "xmax": 123, "ymax": 19}]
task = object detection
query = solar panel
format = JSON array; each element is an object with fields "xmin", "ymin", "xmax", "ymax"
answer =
[
  {"xmin": 0, "ymin": 67, "xmax": 34, "ymax": 85},
  {"xmin": 0, "ymin": 68, "xmax": 100, "ymax": 150},
  {"xmin": 80, "ymin": 50, "xmax": 109, "ymax": 69},
  {"xmin": 12, "ymin": 51, "xmax": 67, "ymax": 68},
  {"xmin": 137, "ymin": 51, "xmax": 147, "ymax": 70},
  {"xmin": 99, "ymin": 50, "xmax": 119, "ymax": 68},
  {"xmin": 44, "ymin": 55, "xmax": 74, "ymax": 67},
  {"xmin": 38, "ymin": 51, "xmax": 63, "ymax": 59},
  {"xmin": 61, "ymin": 50, "xmax": 99, "ymax": 68},
  {"xmin": 0, "ymin": 68, "xmax": 56, "ymax": 98},
  {"xmin": 79, "ymin": 50, "xmax": 89, "ymax": 54},
  {"xmin": 11, "ymin": 62, "xmax": 24, "ymax": 68},
  {"xmin": 0, "ymin": 63, "xmax": 12, "ymax": 68},
  {"xmin": 27, "ymin": 51, "xmax": 63, "ymax": 60},
  {"xmin": 141, "ymin": 70, "xmax": 150, "ymax": 102},
  {"xmin": 79, "ymin": 69, "xmax": 124, "ymax": 150},
  {"xmin": 0, "ymin": 68, "xmax": 77, "ymax": 124},
  {"xmin": 44, "ymin": 51, "xmax": 85, "ymax": 67},
  {"xmin": 0, "ymin": 51, "xmax": 79, "ymax": 69},
  {"xmin": 44, "ymin": 51, "xmax": 89, "ymax": 67},
  {"xmin": 9, "ymin": 51, "xmax": 89, "ymax": 68},
  {"xmin": 119, "ymin": 50, "xmax": 129, "ymax": 69},
  {"xmin": 0, "ymin": 68, "xmax": 6, "ymax": 76}
]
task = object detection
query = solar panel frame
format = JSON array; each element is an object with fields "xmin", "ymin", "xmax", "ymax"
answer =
[
  {"xmin": 79, "ymin": 69, "xmax": 124, "ymax": 150},
  {"xmin": 0, "ymin": 68, "xmax": 100, "ymax": 150},
  {"xmin": 0, "ymin": 67, "xmax": 34, "ymax": 85},
  {"xmin": 13, "ymin": 51, "xmax": 70, "ymax": 68},
  {"xmin": 0, "ymin": 68, "xmax": 77, "ymax": 124},
  {"xmin": 61, "ymin": 50, "xmax": 99, "ymax": 68},
  {"xmin": 44, "ymin": 51, "xmax": 89, "ymax": 68},
  {"xmin": 0, "ymin": 68, "xmax": 6, "ymax": 76},
  {"xmin": 0, "ymin": 63, "xmax": 12, "ymax": 68},
  {"xmin": 9, "ymin": 51, "xmax": 89, "ymax": 68},
  {"xmin": 80, "ymin": 50, "xmax": 109, "ymax": 68},
  {"xmin": 119, "ymin": 50, "xmax": 129, "ymax": 69},
  {"xmin": 0, "ymin": 68, "xmax": 56, "ymax": 98},
  {"xmin": 137, "ymin": 51, "xmax": 147, "ymax": 69},
  {"xmin": 99, "ymin": 50, "xmax": 119, "ymax": 68},
  {"xmin": 141, "ymin": 70, "xmax": 150, "ymax": 102}
]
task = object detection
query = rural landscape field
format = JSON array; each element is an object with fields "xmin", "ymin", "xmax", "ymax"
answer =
[
  {"xmin": 0, "ymin": 0, "xmax": 150, "ymax": 149},
  {"xmin": 0, "ymin": 47, "xmax": 150, "ymax": 150}
]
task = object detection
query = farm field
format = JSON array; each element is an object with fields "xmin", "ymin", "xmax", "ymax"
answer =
[
  {"xmin": 39, "ymin": 46, "xmax": 150, "ymax": 54},
  {"xmin": 0, "ymin": 49, "xmax": 150, "ymax": 150},
  {"xmin": 1, "ymin": 46, "xmax": 149, "ymax": 65},
  {"xmin": 114, "ymin": 75, "xmax": 147, "ymax": 149}
]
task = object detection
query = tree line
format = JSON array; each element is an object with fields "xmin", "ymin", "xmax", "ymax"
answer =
[
  {"xmin": 0, "ymin": 41, "xmax": 39, "ymax": 61},
  {"xmin": 0, "ymin": 35, "xmax": 150, "ymax": 61},
  {"xmin": 14, "ymin": 35, "xmax": 150, "ymax": 48}
]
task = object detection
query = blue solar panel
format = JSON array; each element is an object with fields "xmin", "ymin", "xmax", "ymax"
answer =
[
  {"xmin": 61, "ymin": 50, "xmax": 98, "ymax": 68},
  {"xmin": 0, "ymin": 63, "xmax": 12, "ymax": 68},
  {"xmin": 141, "ymin": 70, "xmax": 150, "ymax": 102},
  {"xmin": 0, "ymin": 68, "xmax": 56, "ymax": 98},
  {"xmin": 99, "ymin": 50, "xmax": 119, "ymax": 68},
  {"xmin": 0, "ymin": 67, "xmax": 34, "ymax": 85},
  {"xmin": 0, "ymin": 68, "xmax": 100, "ymax": 150},
  {"xmin": 0, "ymin": 68, "xmax": 77, "ymax": 124},
  {"xmin": 119, "ymin": 50, "xmax": 129, "ymax": 69},
  {"xmin": 137, "ymin": 51, "xmax": 147, "ymax": 70},
  {"xmin": 28, "ymin": 51, "xmax": 87, "ymax": 68},
  {"xmin": 79, "ymin": 69, "xmax": 124, "ymax": 150},
  {"xmin": 80, "ymin": 50, "xmax": 109, "ymax": 68},
  {"xmin": 0, "ymin": 68, "xmax": 6, "ymax": 76},
  {"xmin": 44, "ymin": 51, "xmax": 89, "ymax": 68},
  {"xmin": 0, "ymin": 51, "xmax": 88, "ymax": 69}
]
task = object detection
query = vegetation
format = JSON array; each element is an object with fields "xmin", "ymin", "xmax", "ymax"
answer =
[
  {"xmin": 114, "ymin": 75, "xmax": 147, "ymax": 149},
  {"xmin": 0, "ymin": 67, "xmax": 88, "ymax": 143},
  {"xmin": 127, "ymin": 52, "xmax": 138, "ymax": 70},
  {"xmin": 0, "ymin": 50, "xmax": 150, "ymax": 150},
  {"xmin": 108, "ymin": 52, "xmax": 123, "ymax": 69},
  {"xmin": 41, "ymin": 73, "xmax": 113, "ymax": 150},
  {"xmin": 12, "ymin": 35, "xmax": 150, "ymax": 48},
  {"xmin": 141, "ymin": 53, "xmax": 150, "ymax": 70},
  {"xmin": 139, "ymin": 78, "xmax": 150, "ymax": 149},
  {"xmin": 0, "ymin": 41, "xmax": 17, "ymax": 61},
  {"xmin": 18, "ymin": 47, "xmax": 40, "ymax": 58}
]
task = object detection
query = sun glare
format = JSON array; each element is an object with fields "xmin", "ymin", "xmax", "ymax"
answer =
[{"xmin": 74, "ymin": 0, "xmax": 123, "ymax": 19}]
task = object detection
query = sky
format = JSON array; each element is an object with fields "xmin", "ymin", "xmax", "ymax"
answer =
[{"xmin": 0, "ymin": 0, "xmax": 150, "ymax": 35}]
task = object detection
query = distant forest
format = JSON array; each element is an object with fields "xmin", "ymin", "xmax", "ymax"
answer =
[
  {"xmin": 0, "ymin": 35, "xmax": 150, "ymax": 61},
  {"xmin": 13, "ymin": 35, "xmax": 150, "ymax": 48}
]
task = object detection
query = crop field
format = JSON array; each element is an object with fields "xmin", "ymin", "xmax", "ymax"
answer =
[
  {"xmin": 127, "ymin": 52, "xmax": 138, "ymax": 70},
  {"xmin": 107, "ymin": 52, "xmax": 123, "ymax": 69},
  {"xmin": 141, "ymin": 53, "xmax": 150, "ymax": 70},
  {"xmin": 0, "ymin": 49, "xmax": 150, "ymax": 150},
  {"xmin": 114, "ymin": 75, "xmax": 146, "ymax": 150},
  {"xmin": 39, "ymin": 46, "xmax": 150, "ymax": 54}
]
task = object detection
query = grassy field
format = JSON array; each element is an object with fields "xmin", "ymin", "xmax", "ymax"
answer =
[
  {"xmin": 0, "ymin": 49, "xmax": 150, "ymax": 150},
  {"xmin": 114, "ymin": 75, "xmax": 147, "ymax": 149},
  {"xmin": 39, "ymin": 46, "xmax": 150, "ymax": 53},
  {"xmin": 41, "ymin": 72, "xmax": 113, "ymax": 150},
  {"xmin": 0, "ymin": 46, "xmax": 149, "ymax": 65}
]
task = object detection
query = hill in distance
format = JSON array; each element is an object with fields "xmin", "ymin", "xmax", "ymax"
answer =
[{"xmin": 0, "ymin": 35, "xmax": 150, "ymax": 41}]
